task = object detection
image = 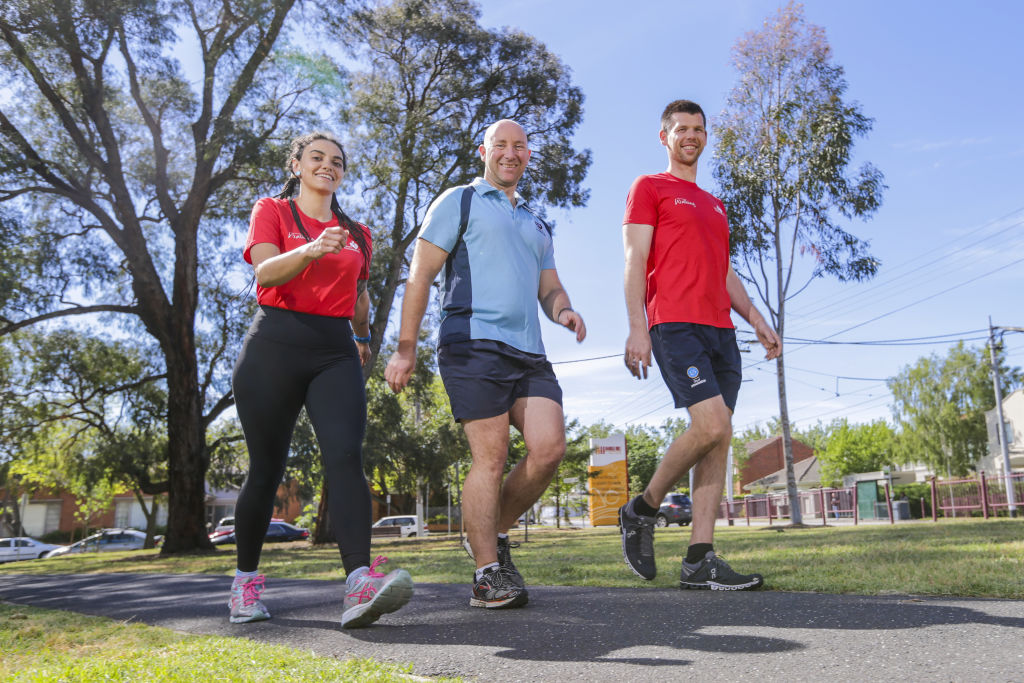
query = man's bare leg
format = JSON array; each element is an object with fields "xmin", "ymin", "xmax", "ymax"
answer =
[
  {"xmin": 461, "ymin": 412, "xmax": 511, "ymax": 570},
  {"xmin": 498, "ymin": 396, "xmax": 566, "ymax": 533},
  {"xmin": 642, "ymin": 396, "xmax": 733, "ymax": 517}
]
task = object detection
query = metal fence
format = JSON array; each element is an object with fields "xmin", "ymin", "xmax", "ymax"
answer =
[
  {"xmin": 724, "ymin": 472, "xmax": 1024, "ymax": 525},
  {"xmin": 929, "ymin": 471, "xmax": 1024, "ymax": 520}
]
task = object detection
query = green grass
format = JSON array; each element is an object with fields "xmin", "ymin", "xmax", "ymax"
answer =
[
  {"xmin": 4, "ymin": 518, "xmax": 1023, "ymax": 598},
  {"xmin": 0, "ymin": 601, "xmax": 459, "ymax": 682}
]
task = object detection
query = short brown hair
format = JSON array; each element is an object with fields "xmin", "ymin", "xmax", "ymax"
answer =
[{"xmin": 661, "ymin": 100, "xmax": 706, "ymax": 131}]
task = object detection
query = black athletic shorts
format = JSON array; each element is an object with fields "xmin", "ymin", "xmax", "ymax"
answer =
[
  {"xmin": 437, "ymin": 339, "xmax": 563, "ymax": 422},
  {"xmin": 650, "ymin": 322, "xmax": 742, "ymax": 412}
]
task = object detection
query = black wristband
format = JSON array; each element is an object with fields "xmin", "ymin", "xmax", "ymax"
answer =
[{"xmin": 556, "ymin": 306, "xmax": 573, "ymax": 321}]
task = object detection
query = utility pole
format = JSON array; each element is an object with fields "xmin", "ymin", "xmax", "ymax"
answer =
[{"xmin": 988, "ymin": 317, "xmax": 1023, "ymax": 517}]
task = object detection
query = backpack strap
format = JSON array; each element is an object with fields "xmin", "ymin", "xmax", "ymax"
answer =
[
  {"xmin": 457, "ymin": 185, "xmax": 474, "ymax": 243},
  {"xmin": 287, "ymin": 199, "xmax": 313, "ymax": 242}
]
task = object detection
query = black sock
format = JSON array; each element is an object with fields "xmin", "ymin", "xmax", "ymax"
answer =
[
  {"xmin": 686, "ymin": 543, "xmax": 713, "ymax": 564},
  {"xmin": 632, "ymin": 495, "xmax": 658, "ymax": 518}
]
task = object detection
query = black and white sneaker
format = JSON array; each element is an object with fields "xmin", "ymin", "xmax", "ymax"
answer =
[
  {"xmin": 470, "ymin": 566, "xmax": 529, "ymax": 609},
  {"xmin": 497, "ymin": 536, "xmax": 525, "ymax": 588},
  {"xmin": 679, "ymin": 551, "xmax": 764, "ymax": 591},
  {"xmin": 619, "ymin": 500, "xmax": 656, "ymax": 580}
]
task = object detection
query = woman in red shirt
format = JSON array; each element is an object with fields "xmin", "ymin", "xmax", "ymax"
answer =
[{"xmin": 229, "ymin": 132, "xmax": 412, "ymax": 628}]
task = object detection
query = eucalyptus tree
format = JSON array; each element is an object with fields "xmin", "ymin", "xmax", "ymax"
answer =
[
  {"xmin": 712, "ymin": 3, "xmax": 885, "ymax": 523},
  {"xmin": 0, "ymin": 0, "xmax": 334, "ymax": 551},
  {"xmin": 335, "ymin": 0, "xmax": 591, "ymax": 372}
]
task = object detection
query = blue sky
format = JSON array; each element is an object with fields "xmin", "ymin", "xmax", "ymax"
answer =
[{"xmin": 466, "ymin": 0, "xmax": 1024, "ymax": 433}]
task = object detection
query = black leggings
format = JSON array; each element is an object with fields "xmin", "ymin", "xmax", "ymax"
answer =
[{"xmin": 231, "ymin": 306, "xmax": 371, "ymax": 574}]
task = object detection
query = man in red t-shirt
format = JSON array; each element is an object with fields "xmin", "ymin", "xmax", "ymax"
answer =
[{"xmin": 618, "ymin": 100, "xmax": 782, "ymax": 591}]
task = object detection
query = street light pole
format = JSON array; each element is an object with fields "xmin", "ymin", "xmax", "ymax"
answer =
[{"xmin": 988, "ymin": 317, "xmax": 1021, "ymax": 517}]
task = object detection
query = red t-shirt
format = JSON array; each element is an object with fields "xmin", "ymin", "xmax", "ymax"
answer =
[
  {"xmin": 622, "ymin": 173, "xmax": 733, "ymax": 329},
  {"xmin": 243, "ymin": 197, "xmax": 372, "ymax": 318}
]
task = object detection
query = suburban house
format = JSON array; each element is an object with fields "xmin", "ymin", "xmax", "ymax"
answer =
[
  {"xmin": 738, "ymin": 436, "xmax": 815, "ymax": 492},
  {"xmin": 982, "ymin": 387, "xmax": 1024, "ymax": 475}
]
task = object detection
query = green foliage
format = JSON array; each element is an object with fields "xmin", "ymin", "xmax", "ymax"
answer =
[
  {"xmin": 888, "ymin": 342, "xmax": 1022, "ymax": 477},
  {"xmin": 713, "ymin": 2, "xmax": 884, "ymax": 522},
  {"xmin": 0, "ymin": 0, "xmax": 322, "ymax": 551},
  {"xmin": 817, "ymin": 419, "xmax": 897, "ymax": 487},
  {"xmin": 0, "ymin": 328, "xmax": 174, "ymax": 543},
  {"xmin": 335, "ymin": 0, "xmax": 591, "ymax": 373}
]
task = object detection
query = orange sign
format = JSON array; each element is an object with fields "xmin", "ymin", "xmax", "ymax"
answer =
[{"xmin": 589, "ymin": 434, "xmax": 628, "ymax": 526}]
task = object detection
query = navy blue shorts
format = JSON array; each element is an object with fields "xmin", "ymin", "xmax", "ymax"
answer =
[
  {"xmin": 650, "ymin": 322, "xmax": 742, "ymax": 412},
  {"xmin": 437, "ymin": 339, "xmax": 563, "ymax": 421}
]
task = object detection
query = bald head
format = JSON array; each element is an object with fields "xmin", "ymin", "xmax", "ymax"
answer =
[
  {"xmin": 483, "ymin": 119, "xmax": 529, "ymax": 150},
  {"xmin": 479, "ymin": 119, "xmax": 531, "ymax": 198}
]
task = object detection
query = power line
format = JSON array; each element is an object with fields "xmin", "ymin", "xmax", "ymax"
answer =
[{"xmin": 789, "ymin": 206, "xmax": 1024, "ymax": 321}]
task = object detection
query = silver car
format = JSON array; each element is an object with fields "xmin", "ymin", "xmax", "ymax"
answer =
[
  {"xmin": 44, "ymin": 528, "xmax": 155, "ymax": 558},
  {"xmin": 0, "ymin": 536, "xmax": 61, "ymax": 563}
]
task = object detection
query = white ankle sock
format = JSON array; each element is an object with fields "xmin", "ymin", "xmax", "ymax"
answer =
[
  {"xmin": 497, "ymin": 532, "xmax": 509, "ymax": 540},
  {"xmin": 233, "ymin": 569, "xmax": 258, "ymax": 584},
  {"xmin": 475, "ymin": 562, "xmax": 499, "ymax": 581},
  {"xmin": 347, "ymin": 566, "xmax": 369, "ymax": 586}
]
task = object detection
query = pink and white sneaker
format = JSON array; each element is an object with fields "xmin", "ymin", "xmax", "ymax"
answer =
[
  {"xmin": 341, "ymin": 555, "xmax": 414, "ymax": 628},
  {"xmin": 229, "ymin": 574, "xmax": 271, "ymax": 623}
]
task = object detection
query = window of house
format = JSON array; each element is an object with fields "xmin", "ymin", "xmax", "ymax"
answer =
[
  {"xmin": 44, "ymin": 501, "xmax": 62, "ymax": 534},
  {"xmin": 115, "ymin": 500, "xmax": 132, "ymax": 528}
]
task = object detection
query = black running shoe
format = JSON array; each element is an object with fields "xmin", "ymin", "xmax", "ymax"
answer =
[
  {"xmin": 679, "ymin": 551, "xmax": 764, "ymax": 591},
  {"xmin": 497, "ymin": 536, "xmax": 525, "ymax": 588},
  {"xmin": 619, "ymin": 501, "xmax": 656, "ymax": 580},
  {"xmin": 470, "ymin": 566, "xmax": 528, "ymax": 609}
]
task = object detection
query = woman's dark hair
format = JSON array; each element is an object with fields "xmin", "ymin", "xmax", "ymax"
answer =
[{"xmin": 274, "ymin": 131, "xmax": 372, "ymax": 272}]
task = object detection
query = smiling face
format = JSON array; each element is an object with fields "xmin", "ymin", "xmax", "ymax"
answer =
[
  {"xmin": 479, "ymin": 119, "xmax": 531, "ymax": 193},
  {"xmin": 292, "ymin": 139, "xmax": 346, "ymax": 194},
  {"xmin": 660, "ymin": 111, "xmax": 707, "ymax": 170}
]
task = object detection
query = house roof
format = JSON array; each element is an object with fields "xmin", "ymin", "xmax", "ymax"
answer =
[
  {"xmin": 744, "ymin": 435, "xmax": 781, "ymax": 454},
  {"xmin": 742, "ymin": 456, "xmax": 821, "ymax": 491}
]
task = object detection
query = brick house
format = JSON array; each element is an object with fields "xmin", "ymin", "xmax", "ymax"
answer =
[{"xmin": 739, "ymin": 435, "xmax": 815, "ymax": 492}]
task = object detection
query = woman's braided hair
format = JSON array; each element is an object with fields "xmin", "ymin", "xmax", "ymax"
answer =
[{"xmin": 275, "ymin": 131, "xmax": 371, "ymax": 271}]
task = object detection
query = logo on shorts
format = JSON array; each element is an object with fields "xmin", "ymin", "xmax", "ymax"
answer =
[
  {"xmin": 687, "ymin": 365, "xmax": 706, "ymax": 388},
  {"xmin": 674, "ymin": 198, "xmax": 696, "ymax": 207}
]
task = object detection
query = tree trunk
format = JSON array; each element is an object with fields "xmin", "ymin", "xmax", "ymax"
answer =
[
  {"xmin": 776, "ymin": 355, "xmax": 804, "ymax": 525},
  {"xmin": 134, "ymin": 490, "xmax": 159, "ymax": 550},
  {"xmin": 160, "ymin": 347, "xmax": 213, "ymax": 554},
  {"xmin": 312, "ymin": 483, "xmax": 332, "ymax": 544}
]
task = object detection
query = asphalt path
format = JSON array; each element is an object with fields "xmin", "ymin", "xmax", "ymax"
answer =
[{"xmin": 2, "ymin": 572, "xmax": 1023, "ymax": 681}]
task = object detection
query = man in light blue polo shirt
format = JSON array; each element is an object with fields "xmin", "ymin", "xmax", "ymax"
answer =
[{"xmin": 385, "ymin": 119, "xmax": 586, "ymax": 610}]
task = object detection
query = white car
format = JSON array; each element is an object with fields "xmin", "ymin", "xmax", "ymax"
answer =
[
  {"xmin": 0, "ymin": 536, "xmax": 61, "ymax": 563},
  {"xmin": 371, "ymin": 515, "xmax": 421, "ymax": 538},
  {"xmin": 44, "ymin": 528, "xmax": 155, "ymax": 558}
]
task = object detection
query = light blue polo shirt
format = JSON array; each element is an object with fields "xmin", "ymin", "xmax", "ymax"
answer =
[{"xmin": 418, "ymin": 177, "xmax": 556, "ymax": 354}]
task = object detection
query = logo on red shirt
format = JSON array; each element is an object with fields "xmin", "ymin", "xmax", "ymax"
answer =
[{"xmin": 674, "ymin": 198, "xmax": 696, "ymax": 207}]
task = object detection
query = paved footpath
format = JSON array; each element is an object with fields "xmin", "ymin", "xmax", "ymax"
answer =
[{"xmin": 2, "ymin": 573, "xmax": 1023, "ymax": 681}]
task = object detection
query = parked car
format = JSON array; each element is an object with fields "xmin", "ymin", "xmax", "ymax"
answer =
[
  {"xmin": 44, "ymin": 528, "xmax": 157, "ymax": 558},
  {"xmin": 209, "ymin": 521, "xmax": 308, "ymax": 545},
  {"xmin": 0, "ymin": 536, "xmax": 62, "ymax": 563},
  {"xmin": 372, "ymin": 515, "xmax": 420, "ymax": 538},
  {"xmin": 657, "ymin": 493, "xmax": 693, "ymax": 527}
]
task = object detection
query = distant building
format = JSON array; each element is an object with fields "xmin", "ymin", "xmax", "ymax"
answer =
[
  {"xmin": 982, "ymin": 387, "xmax": 1024, "ymax": 474},
  {"xmin": 739, "ymin": 436, "xmax": 815, "ymax": 492},
  {"xmin": 0, "ymin": 482, "xmax": 304, "ymax": 538}
]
